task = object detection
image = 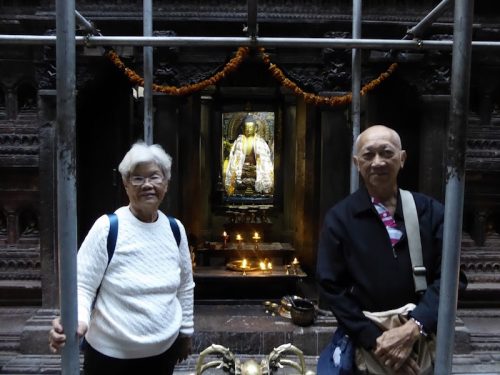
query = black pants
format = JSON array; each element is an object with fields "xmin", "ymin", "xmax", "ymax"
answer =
[{"xmin": 83, "ymin": 341, "xmax": 180, "ymax": 375}]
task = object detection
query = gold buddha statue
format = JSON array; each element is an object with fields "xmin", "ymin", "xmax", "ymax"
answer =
[{"xmin": 224, "ymin": 115, "xmax": 273, "ymax": 196}]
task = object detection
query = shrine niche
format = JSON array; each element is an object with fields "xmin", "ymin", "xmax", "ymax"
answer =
[{"xmin": 222, "ymin": 111, "xmax": 275, "ymax": 203}]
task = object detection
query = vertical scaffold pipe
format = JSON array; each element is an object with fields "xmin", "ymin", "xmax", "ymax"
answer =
[
  {"xmin": 56, "ymin": 0, "xmax": 79, "ymax": 373},
  {"xmin": 435, "ymin": 0, "xmax": 474, "ymax": 373},
  {"xmin": 350, "ymin": 0, "xmax": 362, "ymax": 193},
  {"xmin": 144, "ymin": 0, "xmax": 153, "ymax": 145}
]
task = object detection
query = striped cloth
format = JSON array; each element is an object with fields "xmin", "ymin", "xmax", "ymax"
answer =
[{"xmin": 372, "ymin": 197, "xmax": 403, "ymax": 247}]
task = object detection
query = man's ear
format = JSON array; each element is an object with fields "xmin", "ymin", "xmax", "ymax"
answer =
[
  {"xmin": 353, "ymin": 155, "xmax": 360, "ymax": 171},
  {"xmin": 400, "ymin": 150, "xmax": 407, "ymax": 168}
]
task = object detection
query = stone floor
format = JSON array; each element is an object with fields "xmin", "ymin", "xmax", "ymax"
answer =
[{"xmin": 1, "ymin": 305, "xmax": 500, "ymax": 374}]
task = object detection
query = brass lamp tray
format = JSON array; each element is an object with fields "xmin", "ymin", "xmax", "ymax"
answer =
[{"xmin": 226, "ymin": 260, "xmax": 260, "ymax": 272}]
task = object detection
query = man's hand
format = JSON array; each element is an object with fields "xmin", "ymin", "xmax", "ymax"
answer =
[
  {"xmin": 176, "ymin": 335, "xmax": 192, "ymax": 363},
  {"xmin": 48, "ymin": 317, "xmax": 88, "ymax": 353},
  {"xmin": 373, "ymin": 319, "xmax": 421, "ymax": 372}
]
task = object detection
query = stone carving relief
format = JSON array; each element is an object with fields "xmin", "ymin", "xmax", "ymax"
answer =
[
  {"xmin": 0, "ymin": 206, "xmax": 40, "ymax": 280},
  {"xmin": 0, "ymin": 134, "xmax": 39, "ymax": 157}
]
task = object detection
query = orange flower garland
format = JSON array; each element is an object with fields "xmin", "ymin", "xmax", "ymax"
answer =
[
  {"xmin": 259, "ymin": 47, "xmax": 398, "ymax": 106},
  {"xmin": 106, "ymin": 46, "xmax": 397, "ymax": 106},
  {"xmin": 106, "ymin": 47, "xmax": 250, "ymax": 96}
]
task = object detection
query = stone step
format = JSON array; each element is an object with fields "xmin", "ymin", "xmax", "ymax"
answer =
[
  {"xmin": 470, "ymin": 332, "xmax": 500, "ymax": 352},
  {"xmin": 0, "ymin": 335, "xmax": 19, "ymax": 353}
]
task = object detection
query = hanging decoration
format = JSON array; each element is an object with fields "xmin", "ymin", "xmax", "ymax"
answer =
[
  {"xmin": 259, "ymin": 47, "xmax": 398, "ymax": 106},
  {"xmin": 106, "ymin": 46, "xmax": 398, "ymax": 106},
  {"xmin": 106, "ymin": 47, "xmax": 249, "ymax": 96}
]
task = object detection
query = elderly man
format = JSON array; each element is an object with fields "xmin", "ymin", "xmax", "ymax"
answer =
[{"xmin": 316, "ymin": 125, "xmax": 466, "ymax": 374}]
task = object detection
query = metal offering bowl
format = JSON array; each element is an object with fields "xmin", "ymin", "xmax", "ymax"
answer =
[
  {"xmin": 290, "ymin": 298, "xmax": 316, "ymax": 326},
  {"xmin": 226, "ymin": 259, "xmax": 260, "ymax": 272}
]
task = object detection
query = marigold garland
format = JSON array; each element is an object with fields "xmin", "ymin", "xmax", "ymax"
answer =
[
  {"xmin": 106, "ymin": 47, "xmax": 250, "ymax": 96},
  {"xmin": 259, "ymin": 47, "xmax": 398, "ymax": 106},
  {"xmin": 106, "ymin": 46, "xmax": 397, "ymax": 106}
]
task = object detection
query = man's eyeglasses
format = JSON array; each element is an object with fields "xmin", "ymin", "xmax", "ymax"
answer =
[{"xmin": 129, "ymin": 174, "xmax": 164, "ymax": 186}]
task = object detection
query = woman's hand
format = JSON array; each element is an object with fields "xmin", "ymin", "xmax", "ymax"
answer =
[
  {"xmin": 176, "ymin": 335, "xmax": 192, "ymax": 363},
  {"xmin": 48, "ymin": 317, "xmax": 88, "ymax": 353},
  {"xmin": 373, "ymin": 319, "xmax": 421, "ymax": 372}
]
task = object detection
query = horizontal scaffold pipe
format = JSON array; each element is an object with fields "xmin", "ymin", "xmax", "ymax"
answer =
[{"xmin": 1, "ymin": 35, "xmax": 500, "ymax": 50}]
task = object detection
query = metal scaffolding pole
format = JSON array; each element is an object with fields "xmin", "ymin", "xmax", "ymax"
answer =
[
  {"xmin": 143, "ymin": 0, "xmax": 153, "ymax": 145},
  {"xmin": 56, "ymin": 0, "xmax": 79, "ymax": 373},
  {"xmin": 2, "ymin": 34, "xmax": 500, "ymax": 50},
  {"xmin": 350, "ymin": 0, "xmax": 362, "ymax": 193},
  {"xmin": 435, "ymin": 0, "xmax": 474, "ymax": 373},
  {"xmin": 405, "ymin": 0, "xmax": 452, "ymax": 39}
]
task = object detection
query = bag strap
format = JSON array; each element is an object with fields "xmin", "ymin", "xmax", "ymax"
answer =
[
  {"xmin": 399, "ymin": 189, "xmax": 427, "ymax": 294},
  {"xmin": 106, "ymin": 213, "xmax": 119, "ymax": 265},
  {"xmin": 168, "ymin": 215, "xmax": 181, "ymax": 247}
]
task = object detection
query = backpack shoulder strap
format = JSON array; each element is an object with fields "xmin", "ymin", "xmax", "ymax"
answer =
[
  {"xmin": 167, "ymin": 216, "xmax": 181, "ymax": 247},
  {"xmin": 92, "ymin": 213, "xmax": 118, "ymax": 311},
  {"xmin": 399, "ymin": 189, "xmax": 427, "ymax": 294},
  {"xmin": 106, "ymin": 213, "xmax": 118, "ymax": 265}
]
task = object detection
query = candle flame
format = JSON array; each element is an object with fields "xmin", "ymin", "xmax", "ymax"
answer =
[
  {"xmin": 259, "ymin": 261, "xmax": 266, "ymax": 270},
  {"xmin": 241, "ymin": 258, "xmax": 247, "ymax": 268},
  {"xmin": 223, "ymin": 231, "xmax": 227, "ymax": 237},
  {"xmin": 292, "ymin": 257, "xmax": 299, "ymax": 264},
  {"xmin": 268, "ymin": 262, "xmax": 273, "ymax": 270},
  {"xmin": 236, "ymin": 234, "xmax": 242, "ymax": 241}
]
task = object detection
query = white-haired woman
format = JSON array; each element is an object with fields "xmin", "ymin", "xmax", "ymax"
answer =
[{"xmin": 49, "ymin": 141, "xmax": 195, "ymax": 375}]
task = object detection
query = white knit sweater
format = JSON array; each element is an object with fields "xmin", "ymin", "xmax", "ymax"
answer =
[{"xmin": 77, "ymin": 206, "xmax": 195, "ymax": 359}]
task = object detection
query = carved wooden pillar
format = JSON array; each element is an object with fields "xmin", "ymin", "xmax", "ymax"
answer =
[
  {"xmin": 178, "ymin": 93, "xmax": 202, "ymax": 243},
  {"xmin": 199, "ymin": 91, "xmax": 214, "ymax": 241},
  {"xmin": 20, "ymin": 89, "xmax": 58, "ymax": 354},
  {"xmin": 419, "ymin": 95, "xmax": 449, "ymax": 202},
  {"xmin": 281, "ymin": 88, "xmax": 297, "ymax": 244},
  {"xmin": 318, "ymin": 94, "xmax": 351, "ymax": 222},
  {"xmin": 154, "ymin": 93, "xmax": 182, "ymax": 216}
]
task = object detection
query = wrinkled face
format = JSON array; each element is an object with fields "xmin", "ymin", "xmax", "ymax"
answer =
[
  {"xmin": 124, "ymin": 162, "xmax": 167, "ymax": 212},
  {"xmin": 353, "ymin": 127, "xmax": 406, "ymax": 190},
  {"xmin": 244, "ymin": 121, "xmax": 256, "ymax": 137}
]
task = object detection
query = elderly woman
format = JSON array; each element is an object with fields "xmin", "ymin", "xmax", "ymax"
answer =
[{"xmin": 49, "ymin": 141, "xmax": 195, "ymax": 375}]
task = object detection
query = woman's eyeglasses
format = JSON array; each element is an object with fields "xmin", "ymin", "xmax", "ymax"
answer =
[{"xmin": 129, "ymin": 174, "xmax": 164, "ymax": 186}]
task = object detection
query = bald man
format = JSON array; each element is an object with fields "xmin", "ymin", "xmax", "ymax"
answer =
[{"xmin": 316, "ymin": 125, "xmax": 466, "ymax": 374}]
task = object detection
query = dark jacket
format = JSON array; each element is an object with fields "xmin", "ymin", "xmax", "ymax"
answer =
[{"xmin": 316, "ymin": 186, "xmax": 467, "ymax": 350}]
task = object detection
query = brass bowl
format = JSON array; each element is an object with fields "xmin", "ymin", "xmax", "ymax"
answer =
[
  {"xmin": 290, "ymin": 298, "xmax": 316, "ymax": 327},
  {"xmin": 226, "ymin": 259, "xmax": 260, "ymax": 272}
]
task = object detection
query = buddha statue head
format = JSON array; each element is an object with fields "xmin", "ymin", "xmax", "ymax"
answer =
[{"xmin": 242, "ymin": 115, "xmax": 257, "ymax": 137}]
